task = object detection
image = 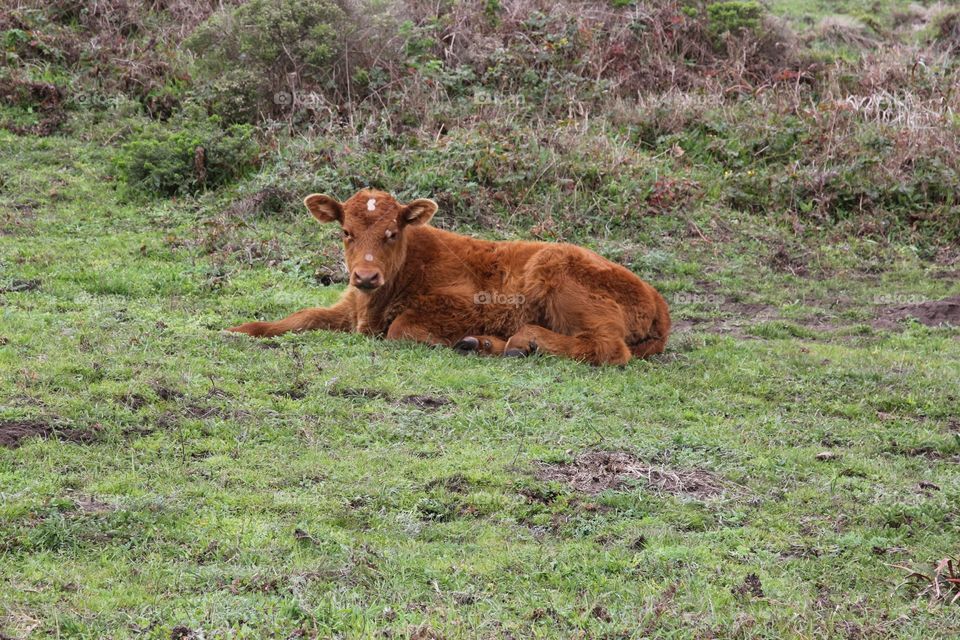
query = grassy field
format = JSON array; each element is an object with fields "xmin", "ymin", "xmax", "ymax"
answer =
[{"xmin": 2, "ymin": 0, "xmax": 960, "ymax": 638}]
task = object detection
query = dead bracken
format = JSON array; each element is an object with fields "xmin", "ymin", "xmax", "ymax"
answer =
[{"xmin": 535, "ymin": 450, "xmax": 726, "ymax": 498}]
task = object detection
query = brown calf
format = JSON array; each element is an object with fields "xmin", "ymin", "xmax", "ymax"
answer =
[{"xmin": 227, "ymin": 189, "xmax": 670, "ymax": 365}]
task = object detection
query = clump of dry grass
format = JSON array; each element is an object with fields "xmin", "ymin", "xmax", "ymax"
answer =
[
  {"xmin": 814, "ymin": 15, "xmax": 879, "ymax": 49},
  {"xmin": 892, "ymin": 4, "xmax": 929, "ymax": 30},
  {"xmin": 930, "ymin": 8, "xmax": 960, "ymax": 54}
]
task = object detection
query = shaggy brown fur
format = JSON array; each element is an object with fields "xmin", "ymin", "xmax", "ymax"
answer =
[{"xmin": 227, "ymin": 190, "xmax": 670, "ymax": 365}]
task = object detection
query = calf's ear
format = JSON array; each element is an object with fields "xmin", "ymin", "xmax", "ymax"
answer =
[
  {"xmin": 304, "ymin": 194, "xmax": 344, "ymax": 223},
  {"xmin": 401, "ymin": 198, "xmax": 438, "ymax": 227}
]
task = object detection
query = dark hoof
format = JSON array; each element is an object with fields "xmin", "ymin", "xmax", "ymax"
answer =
[
  {"xmin": 504, "ymin": 348, "xmax": 528, "ymax": 358},
  {"xmin": 454, "ymin": 336, "xmax": 480, "ymax": 354}
]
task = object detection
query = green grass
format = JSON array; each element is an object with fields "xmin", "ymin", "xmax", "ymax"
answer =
[
  {"xmin": 2, "ymin": 120, "xmax": 960, "ymax": 640},
  {"xmin": 768, "ymin": 0, "xmax": 914, "ymax": 24}
]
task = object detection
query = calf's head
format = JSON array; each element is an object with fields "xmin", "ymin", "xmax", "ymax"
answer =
[{"xmin": 304, "ymin": 189, "xmax": 438, "ymax": 292}]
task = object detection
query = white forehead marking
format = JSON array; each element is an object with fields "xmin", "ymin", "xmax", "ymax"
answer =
[
  {"xmin": 367, "ymin": 198, "xmax": 377, "ymax": 211},
  {"xmin": 364, "ymin": 253, "xmax": 374, "ymax": 262}
]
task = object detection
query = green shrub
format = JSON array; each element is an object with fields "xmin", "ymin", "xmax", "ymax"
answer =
[
  {"xmin": 707, "ymin": 1, "xmax": 764, "ymax": 38},
  {"xmin": 191, "ymin": 68, "xmax": 263, "ymax": 126},
  {"xmin": 114, "ymin": 113, "xmax": 259, "ymax": 198},
  {"xmin": 186, "ymin": 0, "xmax": 346, "ymax": 122}
]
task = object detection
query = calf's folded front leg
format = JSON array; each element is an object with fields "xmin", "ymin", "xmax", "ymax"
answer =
[
  {"xmin": 453, "ymin": 335, "xmax": 507, "ymax": 356},
  {"xmin": 385, "ymin": 295, "xmax": 485, "ymax": 350},
  {"xmin": 384, "ymin": 311, "xmax": 452, "ymax": 347}
]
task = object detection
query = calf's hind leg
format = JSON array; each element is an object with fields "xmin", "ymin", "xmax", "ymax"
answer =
[
  {"xmin": 509, "ymin": 259, "xmax": 633, "ymax": 364},
  {"xmin": 504, "ymin": 323, "xmax": 631, "ymax": 366}
]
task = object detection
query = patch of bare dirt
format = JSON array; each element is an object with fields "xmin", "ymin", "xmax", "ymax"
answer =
[
  {"xmin": 73, "ymin": 495, "xmax": 114, "ymax": 514},
  {"xmin": 672, "ymin": 302, "xmax": 783, "ymax": 338},
  {"xmin": 769, "ymin": 243, "xmax": 809, "ymax": 276},
  {"xmin": 733, "ymin": 572, "xmax": 765, "ymax": 599},
  {"xmin": 220, "ymin": 187, "xmax": 292, "ymax": 219},
  {"xmin": 874, "ymin": 295, "xmax": 960, "ymax": 329},
  {"xmin": 932, "ymin": 269, "xmax": 960, "ymax": 281},
  {"xmin": 119, "ymin": 392, "xmax": 149, "ymax": 411},
  {"xmin": 590, "ymin": 604, "xmax": 612, "ymax": 622},
  {"xmin": 1, "ymin": 201, "xmax": 38, "ymax": 235},
  {"xmin": 917, "ymin": 481, "xmax": 941, "ymax": 495},
  {"xmin": 674, "ymin": 293, "xmax": 960, "ymax": 340},
  {"xmin": 327, "ymin": 387, "xmax": 390, "ymax": 400},
  {"xmin": 0, "ymin": 419, "xmax": 99, "ymax": 449},
  {"xmin": 884, "ymin": 441, "xmax": 960, "ymax": 462},
  {"xmin": 225, "ymin": 573, "xmax": 285, "ymax": 595},
  {"xmin": 409, "ymin": 624, "xmax": 445, "ymax": 640},
  {"xmin": 151, "ymin": 381, "xmax": 185, "ymax": 401},
  {"xmin": 0, "ymin": 278, "xmax": 41, "ymax": 293},
  {"xmin": 325, "ymin": 388, "xmax": 452, "ymax": 410},
  {"xmin": 400, "ymin": 394, "xmax": 451, "ymax": 410},
  {"xmin": 425, "ymin": 473, "xmax": 472, "ymax": 494},
  {"xmin": 182, "ymin": 404, "xmax": 228, "ymax": 419},
  {"xmin": 170, "ymin": 626, "xmax": 199, "ymax": 640},
  {"xmin": 535, "ymin": 451, "xmax": 725, "ymax": 498},
  {"xmin": 724, "ymin": 302, "xmax": 778, "ymax": 317},
  {"xmin": 271, "ymin": 381, "xmax": 308, "ymax": 400},
  {"xmin": 198, "ymin": 213, "xmax": 285, "ymax": 269}
]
